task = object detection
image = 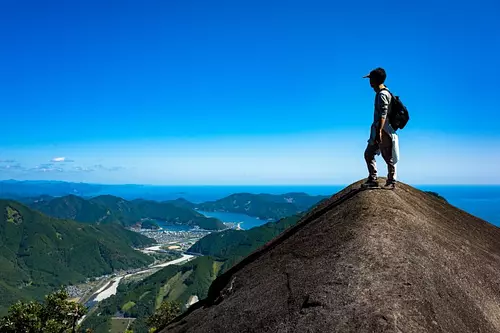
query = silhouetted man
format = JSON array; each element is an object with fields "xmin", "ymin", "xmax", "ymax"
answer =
[{"xmin": 362, "ymin": 67, "xmax": 397, "ymax": 189}]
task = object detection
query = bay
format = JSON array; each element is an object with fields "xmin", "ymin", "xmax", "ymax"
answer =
[{"xmin": 196, "ymin": 210, "xmax": 269, "ymax": 230}]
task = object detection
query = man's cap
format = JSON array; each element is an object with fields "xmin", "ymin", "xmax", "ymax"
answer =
[{"xmin": 362, "ymin": 67, "xmax": 386, "ymax": 82}]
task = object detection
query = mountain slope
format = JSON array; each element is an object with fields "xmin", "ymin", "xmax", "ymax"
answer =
[
  {"xmin": 164, "ymin": 180, "xmax": 500, "ymax": 333},
  {"xmin": 163, "ymin": 198, "xmax": 197, "ymax": 210},
  {"xmin": 187, "ymin": 214, "xmax": 302, "ymax": 272},
  {"xmin": 0, "ymin": 200, "xmax": 155, "ymax": 316},
  {"xmin": 81, "ymin": 256, "xmax": 222, "ymax": 333},
  {"xmin": 30, "ymin": 194, "xmax": 115, "ymax": 224}
]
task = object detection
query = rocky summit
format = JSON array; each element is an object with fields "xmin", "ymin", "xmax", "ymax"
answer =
[{"xmin": 163, "ymin": 180, "xmax": 500, "ymax": 333}]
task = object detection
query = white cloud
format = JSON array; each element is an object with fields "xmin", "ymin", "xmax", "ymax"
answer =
[{"xmin": 51, "ymin": 157, "xmax": 74, "ymax": 163}]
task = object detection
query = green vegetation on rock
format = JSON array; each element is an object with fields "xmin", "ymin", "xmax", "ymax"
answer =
[
  {"xmin": 425, "ymin": 191, "xmax": 448, "ymax": 202},
  {"xmin": 147, "ymin": 300, "xmax": 181, "ymax": 332}
]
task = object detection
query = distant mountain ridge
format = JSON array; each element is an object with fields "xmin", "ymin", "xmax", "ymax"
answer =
[
  {"xmin": 8, "ymin": 191, "xmax": 330, "ymax": 230},
  {"xmin": 1, "ymin": 181, "xmax": 330, "ymax": 221},
  {"xmin": 25, "ymin": 194, "xmax": 226, "ymax": 230},
  {"xmin": 0, "ymin": 199, "xmax": 155, "ymax": 316},
  {"xmin": 196, "ymin": 192, "xmax": 329, "ymax": 220}
]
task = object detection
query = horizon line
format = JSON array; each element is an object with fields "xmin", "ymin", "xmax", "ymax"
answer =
[{"xmin": 1, "ymin": 179, "xmax": 500, "ymax": 187}]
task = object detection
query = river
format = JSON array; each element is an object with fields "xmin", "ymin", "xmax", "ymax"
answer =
[
  {"xmin": 89, "ymin": 254, "xmax": 194, "ymax": 302},
  {"xmin": 79, "ymin": 253, "xmax": 194, "ymax": 325}
]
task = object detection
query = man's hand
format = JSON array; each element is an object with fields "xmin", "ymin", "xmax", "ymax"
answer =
[{"xmin": 376, "ymin": 116, "xmax": 386, "ymax": 144}]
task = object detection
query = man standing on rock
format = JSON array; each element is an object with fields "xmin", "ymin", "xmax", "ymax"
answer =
[{"xmin": 362, "ymin": 67, "xmax": 398, "ymax": 189}]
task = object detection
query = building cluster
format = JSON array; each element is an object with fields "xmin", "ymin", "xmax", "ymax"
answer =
[{"xmin": 136, "ymin": 229, "xmax": 213, "ymax": 247}]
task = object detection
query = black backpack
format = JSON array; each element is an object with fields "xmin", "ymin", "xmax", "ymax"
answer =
[{"xmin": 380, "ymin": 88, "xmax": 410, "ymax": 130}]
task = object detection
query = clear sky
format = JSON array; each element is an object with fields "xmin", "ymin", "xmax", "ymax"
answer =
[{"xmin": 0, "ymin": 0, "xmax": 499, "ymax": 185}]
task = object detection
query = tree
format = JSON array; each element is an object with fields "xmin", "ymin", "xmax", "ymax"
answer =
[
  {"xmin": 146, "ymin": 300, "xmax": 181, "ymax": 332},
  {"xmin": 0, "ymin": 289, "xmax": 87, "ymax": 333}
]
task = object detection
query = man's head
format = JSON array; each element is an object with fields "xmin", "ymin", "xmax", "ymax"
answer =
[{"xmin": 363, "ymin": 67, "xmax": 386, "ymax": 89}]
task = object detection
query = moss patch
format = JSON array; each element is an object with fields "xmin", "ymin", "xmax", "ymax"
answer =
[
  {"xmin": 6, "ymin": 206, "xmax": 23, "ymax": 224},
  {"xmin": 121, "ymin": 301, "xmax": 136, "ymax": 312}
]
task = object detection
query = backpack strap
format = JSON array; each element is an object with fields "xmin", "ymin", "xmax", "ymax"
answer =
[
  {"xmin": 378, "ymin": 87, "xmax": 394, "ymax": 101},
  {"xmin": 378, "ymin": 87, "xmax": 390, "ymax": 95}
]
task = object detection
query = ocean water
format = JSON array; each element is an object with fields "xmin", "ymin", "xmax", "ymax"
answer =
[
  {"xmin": 416, "ymin": 185, "xmax": 500, "ymax": 226},
  {"xmin": 92, "ymin": 185, "xmax": 500, "ymax": 227}
]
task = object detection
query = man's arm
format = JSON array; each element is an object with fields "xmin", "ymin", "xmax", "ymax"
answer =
[{"xmin": 376, "ymin": 92, "xmax": 390, "ymax": 142}]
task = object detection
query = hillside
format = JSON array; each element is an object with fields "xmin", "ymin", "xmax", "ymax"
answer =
[
  {"xmin": 25, "ymin": 194, "xmax": 225, "ymax": 230},
  {"xmin": 30, "ymin": 194, "xmax": 116, "ymax": 224},
  {"xmin": 81, "ymin": 256, "xmax": 222, "ymax": 333},
  {"xmin": 164, "ymin": 180, "xmax": 500, "ymax": 333},
  {"xmin": 163, "ymin": 198, "xmax": 197, "ymax": 209},
  {"xmin": 0, "ymin": 199, "xmax": 155, "ymax": 316},
  {"xmin": 188, "ymin": 214, "xmax": 302, "ymax": 272},
  {"xmin": 197, "ymin": 192, "xmax": 328, "ymax": 220},
  {"xmin": 82, "ymin": 214, "xmax": 306, "ymax": 333}
]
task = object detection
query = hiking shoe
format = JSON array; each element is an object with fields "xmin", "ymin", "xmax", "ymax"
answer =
[
  {"xmin": 383, "ymin": 181, "xmax": 396, "ymax": 190},
  {"xmin": 361, "ymin": 178, "xmax": 379, "ymax": 188}
]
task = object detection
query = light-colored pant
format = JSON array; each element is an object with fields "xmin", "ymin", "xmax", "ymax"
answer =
[{"xmin": 364, "ymin": 131, "xmax": 396, "ymax": 183}]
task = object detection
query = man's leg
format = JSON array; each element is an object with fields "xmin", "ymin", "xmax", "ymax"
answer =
[
  {"xmin": 364, "ymin": 142, "xmax": 379, "ymax": 181},
  {"xmin": 380, "ymin": 132, "xmax": 396, "ymax": 184}
]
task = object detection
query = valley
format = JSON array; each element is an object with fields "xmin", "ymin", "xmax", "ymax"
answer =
[{"xmin": 0, "ymin": 182, "xmax": 332, "ymax": 332}]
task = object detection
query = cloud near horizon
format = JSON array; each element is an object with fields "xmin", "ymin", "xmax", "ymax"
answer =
[
  {"xmin": 0, "ymin": 158, "xmax": 124, "ymax": 176},
  {"xmin": 1, "ymin": 130, "xmax": 500, "ymax": 185},
  {"xmin": 51, "ymin": 157, "xmax": 74, "ymax": 162}
]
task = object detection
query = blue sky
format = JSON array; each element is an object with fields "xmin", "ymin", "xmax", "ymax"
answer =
[{"xmin": 0, "ymin": 0, "xmax": 499, "ymax": 185}]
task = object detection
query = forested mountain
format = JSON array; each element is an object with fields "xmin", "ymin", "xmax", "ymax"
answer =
[
  {"xmin": 0, "ymin": 199, "xmax": 155, "ymax": 316},
  {"xmin": 163, "ymin": 198, "xmax": 197, "ymax": 209},
  {"xmin": 30, "ymin": 194, "xmax": 115, "ymax": 224}
]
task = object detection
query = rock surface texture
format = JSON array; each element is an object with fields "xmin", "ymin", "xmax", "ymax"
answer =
[{"xmin": 163, "ymin": 180, "xmax": 500, "ymax": 333}]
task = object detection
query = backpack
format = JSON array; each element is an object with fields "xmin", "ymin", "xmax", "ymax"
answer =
[{"xmin": 380, "ymin": 88, "xmax": 410, "ymax": 131}]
